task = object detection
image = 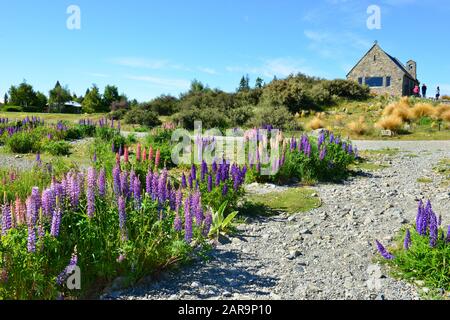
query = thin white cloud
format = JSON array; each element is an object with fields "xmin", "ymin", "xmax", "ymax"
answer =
[
  {"xmin": 86, "ymin": 72, "xmax": 110, "ymax": 78},
  {"xmin": 126, "ymin": 75, "xmax": 190, "ymax": 89},
  {"xmin": 304, "ymin": 29, "xmax": 372, "ymax": 59},
  {"xmin": 198, "ymin": 67, "xmax": 218, "ymax": 75},
  {"xmin": 111, "ymin": 57, "xmax": 171, "ymax": 69},
  {"xmin": 226, "ymin": 57, "xmax": 326, "ymax": 79}
]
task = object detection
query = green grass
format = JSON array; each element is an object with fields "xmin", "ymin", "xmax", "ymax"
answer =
[
  {"xmin": 350, "ymin": 162, "xmax": 390, "ymax": 171},
  {"xmin": 363, "ymin": 148, "xmax": 401, "ymax": 156},
  {"xmin": 0, "ymin": 111, "xmax": 151, "ymax": 132},
  {"xmin": 417, "ymin": 177, "xmax": 433, "ymax": 184},
  {"xmin": 244, "ymin": 187, "xmax": 321, "ymax": 215},
  {"xmin": 434, "ymin": 158, "xmax": 450, "ymax": 187}
]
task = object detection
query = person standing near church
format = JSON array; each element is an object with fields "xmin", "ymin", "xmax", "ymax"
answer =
[
  {"xmin": 413, "ymin": 85, "xmax": 420, "ymax": 97},
  {"xmin": 422, "ymin": 84, "xmax": 427, "ymax": 98}
]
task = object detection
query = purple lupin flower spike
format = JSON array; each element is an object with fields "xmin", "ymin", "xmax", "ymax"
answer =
[
  {"xmin": 120, "ymin": 171, "xmax": 129, "ymax": 198},
  {"xmin": 191, "ymin": 164, "xmax": 197, "ymax": 181},
  {"xmin": 207, "ymin": 174, "xmax": 213, "ymax": 193},
  {"xmin": 118, "ymin": 196, "xmax": 126, "ymax": 232},
  {"xmin": 1, "ymin": 204, "xmax": 12, "ymax": 236},
  {"xmin": 113, "ymin": 166, "xmax": 121, "ymax": 196},
  {"xmin": 175, "ymin": 189, "xmax": 183, "ymax": 213},
  {"xmin": 174, "ymin": 213, "xmax": 182, "ymax": 232},
  {"xmin": 404, "ymin": 229, "xmax": 411, "ymax": 250},
  {"xmin": 146, "ymin": 170, "xmax": 153, "ymax": 195},
  {"xmin": 416, "ymin": 200, "xmax": 423, "ymax": 234},
  {"xmin": 192, "ymin": 192, "xmax": 203, "ymax": 227},
  {"xmin": 181, "ymin": 173, "xmax": 187, "ymax": 189},
  {"xmin": 375, "ymin": 240, "xmax": 394, "ymax": 260},
  {"xmin": 215, "ymin": 172, "xmax": 221, "ymax": 187},
  {"xmin": 50, "ymin": 200, "xmax": 62, "ymax": 237},
  {"xmin": 129, "ymin": 170, "xmax": 136, "ymax": 197},
  {"xmin": 446, "ymin": 226, "xmax": 450, "ymax": 243},
  {"xmin": 98, "ymin": 169, "xmax": 106, "ymax": 197},
  {"xmin": 86, "ymin": 167, "xmax": 96, "ymax": 218},
  {"xmin": 184, "ymin": 197, "xmax": 192, "ymax": 243},
  {"xmin": 319, "ymin": 147, "xmax": 327, "ymax": 161},
  {"xmin": 188, "ymin": 174, "xmax": 193, "ymax": 189},
  {"xmin": 202, "ymin": 210, "xmax": 213, "ymax": 237},
  {"xmin": 222, "ymin": 184, "xmax": 229, "ymax": 196},
  {"xmin": 151, "ymin": 173, "xmax": 159, "ymax": 200},
  {"xmin": 429, "ymin": 209, "xmax": 438, "ymax": 248},
  {"xmin": 133, "ymin": 177, "xmax": 141, "ymax": 209}
]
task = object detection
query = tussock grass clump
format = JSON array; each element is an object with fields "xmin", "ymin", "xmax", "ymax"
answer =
[
  {"xmin": 376, "ymin": 115, "xmax": 404, "ymax": 131},
  {"xmin": 382, "ymin": 101, "xmax": 412, "ymax": 121},
  {"xmin": 347, "ymin": 116, "xmax": 368, "ymax": 135},
  {"xmin": 441, "ymin": 110, "xmax": 450, "ymax": 122},
  {"xmin": 410, "ymin": 103, "xmax": 437, "ymax": 120},
  {"xmin": 309, "ymin": 117, "xmax": 325, "ymax": 130}
]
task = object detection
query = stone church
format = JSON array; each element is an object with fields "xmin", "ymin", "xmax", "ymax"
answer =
[{"xmin": 347, "ymin": 42, "xmax": 419, "ymax": 96}]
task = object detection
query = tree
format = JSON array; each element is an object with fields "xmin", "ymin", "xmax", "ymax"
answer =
[
  {"xmin": 103, "ymin": 85, "xmax": 120, "ymax": 111},
  {"xmin": 3, "ymin": 93, "xmax": 8, "ymax": 105},
  {"xmin": 82, "ymin": 85, "xmax": 103, "ymax": 113},
  {"xmin": 237, "ymin": 75, "xmax": 250, "ymax": 92},
  {"xmin": 49, "ymin": 81, "xmax": 71, "ymax": 112},
  {"xmin": 35, "ymin": 92, "xmax": 48, "ymax": 111},
  {"xmin": 190, "ymin": 79, "xmax": 206, "ymax": 93},
  {"xmin": 146, "ymin": 94, "xmax": 179, "ymax": 116},
  {"xmin": 8, "ymin": 81, "xmax": 39, "ymax": 110},
  {"xmin": 255, "ymin": 77, "xmax": 264, "ymax": 89}
]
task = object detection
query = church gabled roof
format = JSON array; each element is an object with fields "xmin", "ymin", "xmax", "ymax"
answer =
[{"xmin": 346, "ymin": 42, "xmax": 416, "ymax": 80}]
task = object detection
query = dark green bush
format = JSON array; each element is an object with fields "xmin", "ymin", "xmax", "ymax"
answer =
[
  {"xmin": 247, "ymin": 104, "xmax": 294, "ymax": 130},
  {"xmin": 174, "ymin": 107, "xmax": 230, "ymax": 130},
  {"xmin": 124, "ymin": 109, "xmax": 162, "ymax": 128},
  {"xmin": 6, "ymin": 131, "xmax": 41, "ymax": 154},
  {"xmin": 43, "ymin": 140, "xmax": 72, "ymax": 156},
  {"xmin": 108, "ymin": 109, "xmax": 128, "ymax": 120},
  {"xmin": 2, "ymin": 105, "xmax": 23, "ymax": 112},
  {"xmin": 229, "ymin": 106, "xmax": 255, "ymax": 127},
  {"xmin": 325, "ymin": 79, "xmax": 370, "ymax": 100}
]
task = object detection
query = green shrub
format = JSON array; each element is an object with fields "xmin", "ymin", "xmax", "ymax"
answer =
[
  {"xmin": 43, "ymin": 141, "xmax": 72, "ymax": 156},
  {"xmin": 229, "ymin": 106, "xmax": 255, "ymax": 127},
  {"xmin": 124, "ymin": 109, "xmax": 162, "ymax": 128},
  {"xmin": 64, "ymin": 126, "xmax": 83, "ymax": 140},
  {"xmin": 6, "ymin": 131, "xmax": 41, "ymax": 154},
  {"xmin": 174, "ymin": 107, "xmax": 230, "ymax": 130},
  {"xmin": 325, "ymin": 79, "xmax": 370, "ymax": 100},
  {"xmin": 247, "ymin": 104, "xmax": 294, "ymax": 130},
  {"xmin": 2, "ymin": 105, "xmax": 23, "ymax": 112},
  {"xmin": 108, "ymin": 109, "xmax": 128, "ymax": 120}
]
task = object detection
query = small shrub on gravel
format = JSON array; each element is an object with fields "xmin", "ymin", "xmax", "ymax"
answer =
[
  {"xmin": 376, "ymin": 200, "xmax": 450, "ymax": 293},
  {"xmin": 43, "ymin": 140, "xmax": 72, "ymax": 156},
  {"xmin": 6, "ymin": 131, "xmax": 42, "ymax": 154}
]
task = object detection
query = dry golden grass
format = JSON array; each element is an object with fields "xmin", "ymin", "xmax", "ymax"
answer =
[
  {"xmin": 441, "ymin": 110, "xmax": 450, "ymax": 122},
  {"xmin": 309, "ymin": 117, "xmax": 325, "ymax": 130},
  {"xmin": 435, "ymin": 104, "xmax": 450, "ymax": 117},
  {"xmin": 375, "ymin": 115, "xmax": 404, "ymax": 131},
  {"xmin": 410, "ymin": 103, "xmax": 437, "ymax": 119},
  {"xmin": 334, "ymin": 114, "xmax": 345, "ymax": 127},
  {"xmin": 347, "ymin": 116, "xmax": 368, "ymax": 135},
  {"xmin": 382, "ymin": 101, "xmax": 412, "ymax": 121}
]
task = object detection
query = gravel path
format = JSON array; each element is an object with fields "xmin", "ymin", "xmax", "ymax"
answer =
[
  {"xmin": 103, "ymin": 140, "xmax": 447, "ymax": 300},
  {"xmin": 0, "ymin": 151, "xmax": 35, "ymax": 171}
]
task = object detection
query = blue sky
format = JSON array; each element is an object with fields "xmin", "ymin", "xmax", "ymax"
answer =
[{"xmin": 0, "ymin": 0, "xmax": 449, "ymax": 102}]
